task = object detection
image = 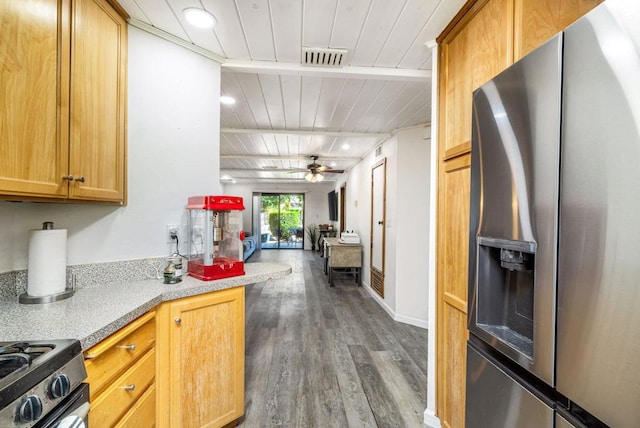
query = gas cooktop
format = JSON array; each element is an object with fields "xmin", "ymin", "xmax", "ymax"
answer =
[{"xmin": 0, "ymin": 340, "xmax": 86, "ymax": 426}]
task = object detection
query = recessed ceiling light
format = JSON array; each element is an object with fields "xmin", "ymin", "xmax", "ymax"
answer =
[
  {"xmin": 220, "ymin": 95, "xmax": 236, "ymax": 105},
  {"xmin": 342, "ymin": 144, "xmax": 350, "ymax": 149},
  {"xmin": 330, "ymin": 161, "xmax": 337, "ymax": 167},
  {"xmin": 183, "ymin": 8, "xmax": 217, "ymax": 29}
]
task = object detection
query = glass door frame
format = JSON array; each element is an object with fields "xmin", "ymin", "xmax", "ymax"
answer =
[{"xmin": 260, "ymin": 193, "xmax": 305, "ymax": 250}]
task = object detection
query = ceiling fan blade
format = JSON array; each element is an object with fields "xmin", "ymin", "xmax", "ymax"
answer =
[
  {"xmin": 324, "ymin": 169, "xmax": 345, "ymax": 174},
  {"xmin": 317, "ymin": 165, "xmax": 329, "ymax": 172}
]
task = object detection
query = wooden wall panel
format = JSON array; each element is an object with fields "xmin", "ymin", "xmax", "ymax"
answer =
[
  {"xmin": 437, "ymin": 152, "xmax": 471, "ymax": 427},
  {"xmin": 442, "ymin": 156, "xmax": 471, "ymax": 303},
  {"xmin": 442, "ymin": 304, "xmax": 468, "ymax": 428}
]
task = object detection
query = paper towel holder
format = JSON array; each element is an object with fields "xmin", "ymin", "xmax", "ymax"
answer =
[
  {"xmin": 19, "ymin": 287, "xmax": 75, "ymax": 304},
  {"xmin": 19, "ymin": 222, "xmax": 75, "ymax": 304},
  {"xmin": 19, "ymin": 273, "xmax": 76, "ymax": 304}
]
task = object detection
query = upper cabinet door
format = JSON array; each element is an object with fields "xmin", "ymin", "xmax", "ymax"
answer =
[
  {"xmin": 514, "ymin": 0, "xmax": 603, "ymax": 60},
  {"xmin": 69, "ymin": 0, "xmax": 126, "ymax": 202},
  {"xmin": 0, "ymin": 0, "xmax": 70, "ymax": 198}
]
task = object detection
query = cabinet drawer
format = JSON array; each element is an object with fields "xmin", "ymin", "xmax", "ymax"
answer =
[
  {"xmin": 115, "ymin": 383, "xmax": 156, "ymax": 428},
  {"xmin": 90, "ymin": 348, "xmax": 155, "ymax": 428},
  {"xmin": 85, "ymin": 312, "xmax": 155, "ymax": 396},
  {"xmin": 329, "ymin": 247, "xmax": 362, "ymax": 267}
]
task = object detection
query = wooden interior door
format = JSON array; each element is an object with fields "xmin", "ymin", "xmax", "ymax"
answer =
[{"xmin": 370, "ymin": 159, "xmax": 386, "ymax": 297}]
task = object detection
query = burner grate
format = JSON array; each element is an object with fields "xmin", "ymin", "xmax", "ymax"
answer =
[{"xmin": 0, "ymin": 343, "xmax": 55, "ymax": 380}]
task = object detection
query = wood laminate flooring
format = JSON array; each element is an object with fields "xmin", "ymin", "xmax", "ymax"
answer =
[{"xmin": 239, "ymin": 250, "xmax": 428, "ymax": 428}]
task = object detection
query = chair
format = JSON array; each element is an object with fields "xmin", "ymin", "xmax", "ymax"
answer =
[{"xmin": 287, "ymin": 228, "xmax": 302, "ymax": 246}]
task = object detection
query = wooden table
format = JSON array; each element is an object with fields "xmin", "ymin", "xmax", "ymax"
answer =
[
  {"xmin": 323, "ymin": 237, "xmax": 362, "ymax": 287},
  {"xmin": 318, "ymin": 229, "xmax": 336, "ymax": 255}
]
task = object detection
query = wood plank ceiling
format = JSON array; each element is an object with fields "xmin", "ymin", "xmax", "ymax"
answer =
[{"xmin": 117, "ymin": 0, "xmax": 465, "ymax": 183}]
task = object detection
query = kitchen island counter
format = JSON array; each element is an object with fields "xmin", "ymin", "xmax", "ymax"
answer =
[{"xmin": 0, "ymin": 262, "xmax": 291, "ymax": 349}]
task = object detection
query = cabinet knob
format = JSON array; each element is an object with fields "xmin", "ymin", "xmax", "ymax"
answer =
[
  {"xmin": 62, "ymin": 175, "xmax": 74, "ymax": 181},
  {"xmin": 74, "ymin": 176, "xmax": 86, "ymax": 183},
  {"xmin": 119, "ymin": 384, "xmax": 135, "ymax": 391},
  {"xmin": 175, "ymin": 318, "xmax": 182, "ymax": 326},
  {"xmin": 116, "ymin": 344, "xmax": 136, "ymax": 351}
]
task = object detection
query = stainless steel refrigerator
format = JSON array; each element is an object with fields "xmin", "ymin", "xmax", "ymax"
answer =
[{"xmin": 466, "ymin": 0, "xmax": 640, "ymax": 426}]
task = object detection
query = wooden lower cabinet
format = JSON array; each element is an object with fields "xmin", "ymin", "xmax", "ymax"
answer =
[
  {"xmin": 84, "ymin": 311, "xmax": 156, "ymax": 427},
  {"xmin": 156, "ymin": 286, "xmax": 245, "ymax": 428},
  {"xmin": 116, "ymin": 384, "xmax": 156, "ymax": 428}
]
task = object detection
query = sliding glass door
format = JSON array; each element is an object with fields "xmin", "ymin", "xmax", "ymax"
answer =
[{"xmin": 260, "ymin": 193, "xmax": 304, "ymax": 249}]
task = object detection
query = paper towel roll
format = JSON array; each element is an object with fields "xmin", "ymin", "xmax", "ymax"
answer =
[{"xmin": 27, "ymin": 229, "xmax": 67, "ymax": 297}]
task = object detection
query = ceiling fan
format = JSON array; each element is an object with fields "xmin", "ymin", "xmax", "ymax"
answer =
[{"xmin": 288, "ymin": 156, "xmax": 345, "ymax": 182}]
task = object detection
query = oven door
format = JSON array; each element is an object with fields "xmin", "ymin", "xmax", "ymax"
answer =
[{"xmin": 34, "ymin": 383, "xmax": 89, "ymax": 428}]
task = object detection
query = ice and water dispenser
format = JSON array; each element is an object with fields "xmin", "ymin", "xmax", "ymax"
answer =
[
  {"xmin": 474, "ymin": 237, "xmax": 536, "ymax": 359},
  {"xmin": 186, "ymin": 195, "xmax": 245, "ymax": 281}
]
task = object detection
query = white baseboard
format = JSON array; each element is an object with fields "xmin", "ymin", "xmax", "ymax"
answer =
[
  {"xmin": 362, "ymin": 281, "xmax": 428, "ymax": 329},
  {"xmin": 395, "ymin": 313, "xmax": 429, "ymax": 329},
  {"xmin": 361, "ymin": 281, "xmax": 396, "ymax": 319},
  {"xmin": 424, "ymin": 408, "xmax": 441, "ymax": 427}
]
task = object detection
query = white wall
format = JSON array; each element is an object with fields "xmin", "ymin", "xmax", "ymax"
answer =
[
  {"xmin": 0, "ymin": 26, "xmax": 222, "ymax": 272},
  {"xmin": 335, "ymin": 137, "xmax": 398, "ymax": 313},
  {"xmin": 222, "ymin": 182, "xmax": 334, "ymax": 250},
  {"xmin": 336, "ymin": 126, "xmax": 431, "ymax": 328},
  {"xmin": 395, "ymin": 127, "xmax": 431, "ymax": 326}
]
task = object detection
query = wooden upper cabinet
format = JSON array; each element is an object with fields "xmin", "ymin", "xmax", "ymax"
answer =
[
  {"xmin": 0, "ymin": 0, "xmax": 127, "ymax": 203},
  {"xmin": 0, "ymin": 0, "xmax": 70, "ymax": 198},
  {"xmin": 515, "ymin": 0, "xmax": 603, "ymax": 59},
  {"xmin": 69, "ymin": 0, "xmax": 126, "ymax": 202},
  {"xmin": 439, "ymin": 0, "xmax": 513, "ymax": 156},
  {"xmin": 467, "ymin": 0, "xmax": 513, "ymax": 91}
]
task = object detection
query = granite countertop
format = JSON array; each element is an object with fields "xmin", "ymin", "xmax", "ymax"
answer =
[{"xmin": 0, "ymin": 262, "xmax": 291, "ymax": 350}]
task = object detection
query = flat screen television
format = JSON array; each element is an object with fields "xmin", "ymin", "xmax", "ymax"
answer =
[{"xmin": 328, "ymin": 190, "xmax": 338, "ymax": 221}]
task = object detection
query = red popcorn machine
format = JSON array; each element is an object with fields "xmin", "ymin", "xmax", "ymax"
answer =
[{"xmin": 186, "ymin": 195, "xmax": 245, "ymax": 281}]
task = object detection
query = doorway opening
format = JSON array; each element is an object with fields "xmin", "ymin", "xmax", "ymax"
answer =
[{"xmin": 260, "ymin": 193, "xmax": 305, "ymax": 249}]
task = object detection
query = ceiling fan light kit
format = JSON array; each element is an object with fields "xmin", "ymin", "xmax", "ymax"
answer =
[
  {"xmin": 305, "ymin": 172, "xmax": 324, "ymax": 183},
  {"xmin": 295, "ymin": 155, "xmax": 343, "ymax": 182}
]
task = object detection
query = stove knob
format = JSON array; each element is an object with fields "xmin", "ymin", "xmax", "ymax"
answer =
[
  {"xmin": 18, "ymin": 395, "xmax": 43, "ymax": 423},
  {"xmin": 50, "ymin": 373, "xmax": 71, "ymax": 398}
]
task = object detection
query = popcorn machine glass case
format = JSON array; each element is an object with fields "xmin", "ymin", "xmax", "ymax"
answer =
[{"xmin": 186, "ymin": 195, "xmax": 245, "ymax": 280}]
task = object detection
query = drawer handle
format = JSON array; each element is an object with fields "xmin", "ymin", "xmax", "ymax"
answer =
[
  {"xmin": 120, "ymin": 384, "xmax": 135, "ymax": 391},
  {"xmin": 175, "ymin": 318, "xmax": 182, "ymax": 326},
  {"xmin": 116, "ymin": 344, "xmax": 136, "ymax": 351}
]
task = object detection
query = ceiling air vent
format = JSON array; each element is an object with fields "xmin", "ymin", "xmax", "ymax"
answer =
[
  {"xmin": 302, "ymin": 47, "xmax": 348, "ymax": 67},
  {"xmin": 375, "ymin": 146, "xmax": 382, "ymax": 157}
]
